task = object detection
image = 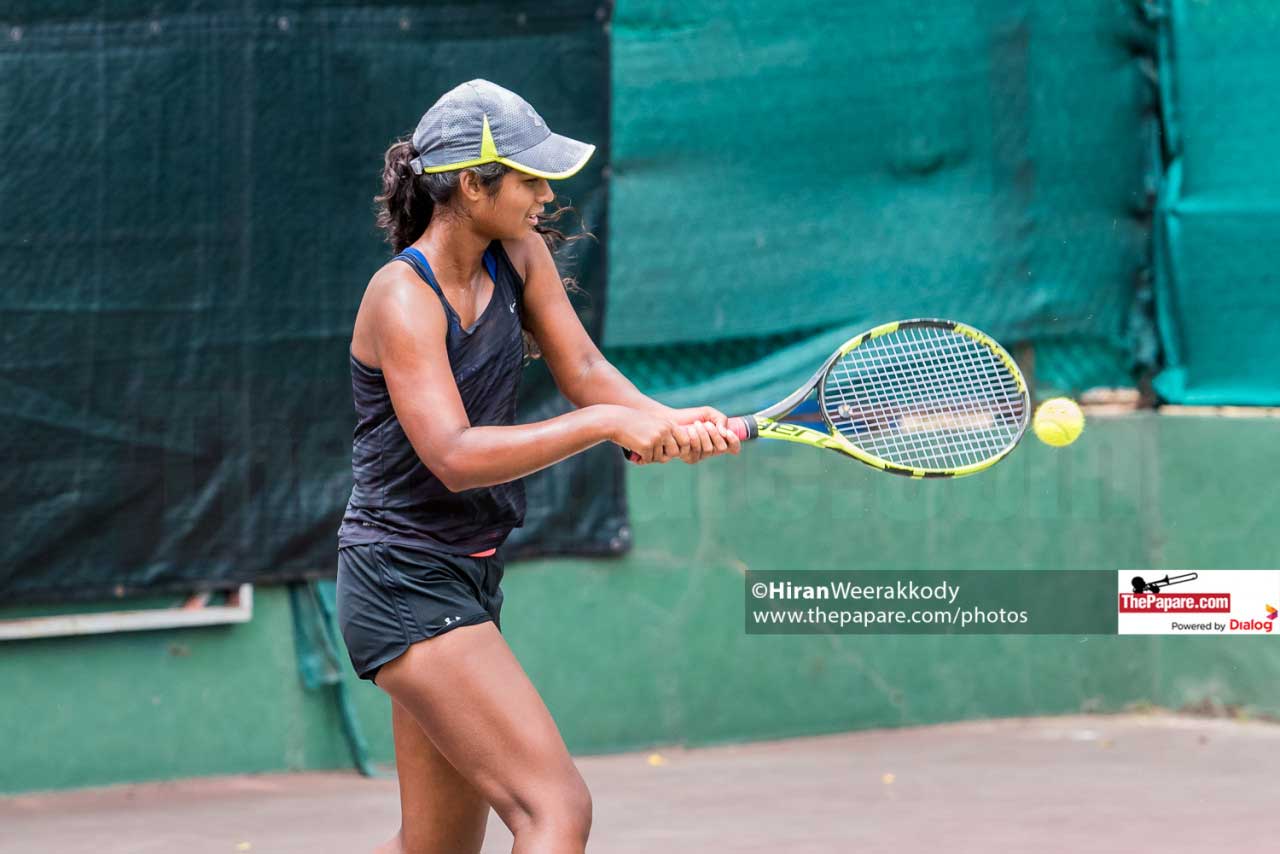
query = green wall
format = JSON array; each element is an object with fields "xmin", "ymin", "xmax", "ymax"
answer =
[{"xmin": 3, "ymin": 414, "xmax": 1278, "ymax": 795}]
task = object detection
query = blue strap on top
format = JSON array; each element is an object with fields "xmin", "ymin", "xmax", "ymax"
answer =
[
  {"xmin": 396, "ymin": 246, "xmax": 498, "ymax": 334},
  {"xmin": 398, "ymin": 246, "xmax": 497, "ymax": 299},
  {"xmin": 396, "ymin": 246, "xmax": 440, "ymax": 296}
]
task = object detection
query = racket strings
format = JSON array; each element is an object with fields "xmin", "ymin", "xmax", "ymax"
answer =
[
  {"xmin": 856, "ymin": 334, "xmax": 1021, "ymax": 466},
  {"xmin": 830, "ymin": 347, "xmax": 1012, "ymax": 467},
  {"xmin": 844, "ymin": 330, "xmax": 1022, "ymax": 466},
  {"xmin": 821, "ymin": 325, "xmax": 1026, "ymax": 470}
]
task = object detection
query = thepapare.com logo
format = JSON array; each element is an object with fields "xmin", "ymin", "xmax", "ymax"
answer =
[{"xmin": 1118, "ymin": 572, "xmax": 1280, "ymax": 635}]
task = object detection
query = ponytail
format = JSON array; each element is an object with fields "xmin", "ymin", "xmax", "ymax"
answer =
[{"xmin": 374, "ymin": 139, "xmax": 433, "ymax": 253}]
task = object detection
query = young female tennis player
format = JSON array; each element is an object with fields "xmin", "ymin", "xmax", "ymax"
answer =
[{"xmin": 337, "ymin": 79, "xmax": 740, "ymax": 854}]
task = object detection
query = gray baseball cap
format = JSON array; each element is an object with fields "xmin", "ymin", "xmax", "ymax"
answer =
[{"xmin": 408, "ymin": 79, "xmax": 596, "ymax": 180}]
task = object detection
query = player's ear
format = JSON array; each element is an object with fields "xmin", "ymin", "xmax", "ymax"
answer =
[
  {"xmin": 457, "ymin": 169, "xmax": 481, "ymax": 202},
  {"xmin": 460, "ymin": 168, "xmax": 500, "ymax": 205}
]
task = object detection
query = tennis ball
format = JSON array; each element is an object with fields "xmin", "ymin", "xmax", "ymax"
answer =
[{"xmin": 1033, "ymin": 397, "xmax": 1085, "ymax": 447}]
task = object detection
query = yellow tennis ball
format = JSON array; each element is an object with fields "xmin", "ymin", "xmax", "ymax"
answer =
[{"xmin": 1033, "ymin": 397, "xmax": 1084, "ymax": 447}]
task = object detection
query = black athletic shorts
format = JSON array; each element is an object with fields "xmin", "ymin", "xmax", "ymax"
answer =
[{"xmin": 336, "ymin": 541, "xmax": 504, "ymax": 684}]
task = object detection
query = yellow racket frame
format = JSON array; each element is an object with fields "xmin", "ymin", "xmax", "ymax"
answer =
[{"xmin": 743, "ymin": 319, "xmax": 1029, "ymax": 478}]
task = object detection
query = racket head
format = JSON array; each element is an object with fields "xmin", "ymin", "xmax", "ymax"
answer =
[{"xmin": 808, "ymin": 318, "xmax": 1028, "ymax": 477}]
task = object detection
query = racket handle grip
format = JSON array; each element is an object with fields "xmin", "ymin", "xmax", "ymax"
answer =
[
  {"xmin": 729, "ymin": 416, "xmax": 753, "ymax": 441},
  {"xmin": 620, "ymin": 416, "xmax": 754, "ymax": 463}
]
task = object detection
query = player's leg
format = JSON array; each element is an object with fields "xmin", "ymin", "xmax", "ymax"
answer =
[
  {"xmin": 371, "ymin": 695, "xmax": 491, "ymax": 854},
  {"xmin": 375, "ymin": 622, "xmax": 592, "ymax": 854}
]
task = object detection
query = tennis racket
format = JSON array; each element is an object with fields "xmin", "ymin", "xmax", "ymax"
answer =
[{"xmin": 628, "ymin": 318, "xmax": 1030, "ymax": 478}]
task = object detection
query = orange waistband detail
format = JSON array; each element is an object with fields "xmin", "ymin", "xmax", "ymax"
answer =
[{"xmin": 468, "ymin": 548, "xmax": 497, "ymax": 558}]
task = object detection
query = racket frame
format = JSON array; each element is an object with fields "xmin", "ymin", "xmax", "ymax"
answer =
[{"xmin": 739, "ymin": 319, "xmax": 1030, "ymax": 478}]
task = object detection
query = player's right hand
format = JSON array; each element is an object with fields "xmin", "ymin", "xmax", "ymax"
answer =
[
  {"xmin": 677, "ymin": 419, "xmax": 738, "ymax": 464},
  {"xmin": 611, "ymin": 409, "xmax": 689, "ymax": 464}
]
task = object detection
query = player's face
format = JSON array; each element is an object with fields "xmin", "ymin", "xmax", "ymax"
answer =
[{"xmin": 489, "ymin": 170, "xmax": 554, "ymax": 239}]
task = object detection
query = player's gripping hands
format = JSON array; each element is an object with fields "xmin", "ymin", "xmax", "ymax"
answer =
[
  {"xmin": 604, "ymin": 405, "xmax": 741, "ymax": 465},
  {"xmin": 666, "ymin": 405, "xmax": 742, "ymax": 464}
]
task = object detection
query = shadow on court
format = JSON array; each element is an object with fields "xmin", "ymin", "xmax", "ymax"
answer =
[{"xmin": 3, "ymin": 713, "xmax": 1273, "ymax": 853}]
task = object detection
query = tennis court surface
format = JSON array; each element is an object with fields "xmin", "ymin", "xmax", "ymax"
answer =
[{"xmin": 3, "ymin": 712, "xmax": 1272, "ymax": 853}]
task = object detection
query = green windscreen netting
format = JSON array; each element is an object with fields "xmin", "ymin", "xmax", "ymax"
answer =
[
  {"xmin": 606, "ymin": 0, "xmax": 1157, "ymax": 410},
  {"xmin": 1152, "ymin": 0, "xmax": 1280, "ymax": 405},
  {"xmin": 8, "ymin": 0, "xmax": 1272, "ymax": 605},
  {"xmin": 0, "ymin": 2, "xmax": 620, "ymax": 605}
]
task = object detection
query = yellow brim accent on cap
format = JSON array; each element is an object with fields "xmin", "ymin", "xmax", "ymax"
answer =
[{"xmin": 498, "ymin": 146, "xmax": 596, "ymax": 180}]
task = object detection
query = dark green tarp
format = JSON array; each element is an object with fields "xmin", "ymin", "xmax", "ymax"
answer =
[
  {"xmin": 1153, "ymin": 0, "xmax": 1280, "ymax": 405},
  {"xmin": 606, "ymin": 0, "xmax": 1157, "ymax": 407},
  {"xmin": 0, "ymin": 1, "xmax": 621, "ymax": 605}
]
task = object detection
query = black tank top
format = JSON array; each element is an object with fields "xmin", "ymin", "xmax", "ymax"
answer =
[{"xmin": 338, "ymin": 242, "xmax": 526, "ymax": 554}]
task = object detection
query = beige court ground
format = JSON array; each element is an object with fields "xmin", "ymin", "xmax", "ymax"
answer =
[{"xmin": 3, "ymin": 713, "xmax": 1274, "ymax": 854}]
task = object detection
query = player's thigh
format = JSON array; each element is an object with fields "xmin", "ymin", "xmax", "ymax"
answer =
[
  {"xmin": 375, "ymin": 621, "xmax": 591, "ymax": 834},
  {"xmin": 389, "ymin": 696, "xmax": 490, "ymax": 854}
]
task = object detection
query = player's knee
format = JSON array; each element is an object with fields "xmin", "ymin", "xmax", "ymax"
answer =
[
  {"xmin": 552, "ymin": 778, "xmax": 593, "ymax": 846},
  {"xmin": 500, "ymin": 774, "xmax": 592, "ymax": 844},
  {"xmin": 562, "ymin": 777, "xmax": 593, "ymax": 840}
]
